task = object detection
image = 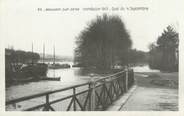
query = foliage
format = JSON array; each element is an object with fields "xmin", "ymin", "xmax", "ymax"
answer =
[
  {"xmin": 5, "ymin": 48, "xmax": 40, "ymax": 64},
  {"xmin": 149, "ymin": 25, "xmax": 179, "ymax": 72},
  {"xmin": 5, "ymin": 48, "xmax": 43, "ymax": 83},
  {"xmin": 75, "ymin": 14, "xmax": 132, "ymax": 69},
  {"xmin": 125, "ymin": 49, "xmax": 148, "ymax": 65}
]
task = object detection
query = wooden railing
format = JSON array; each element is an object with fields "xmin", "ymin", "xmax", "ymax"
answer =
[{"xmin": 6, "ymin": 69, "xmax": 134, "ymax": 111}]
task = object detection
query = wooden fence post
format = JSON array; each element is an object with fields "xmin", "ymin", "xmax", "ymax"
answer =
[
  {"xmin": 73, "ymin": 88, "xmax": 76, "ymax": 111},
  {"xmin": 125, "ymin": 67, "xmax": 129, "ymax": 92},
  {"xmin": 90, "ymin": 74, "xmax": 95, "ymax": 111},
  {"xmin": 132, "ymin": 69, "xmax": 135, "ymax": 84},
  {"xmin": 43, "ymin": 94, "xmax": 49, "ymax": 111}
]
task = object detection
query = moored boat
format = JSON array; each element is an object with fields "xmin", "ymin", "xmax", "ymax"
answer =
[
  {"xmin": 41, "ymin": 77, "xmax": 61, "ymax": 81},
  {"xmin": 20, "ymin": 63, "xmax": 48, "ymax": 78},
  {"xmin": 48, "ymin": 63, "xmax": 70, "ymax": 69}
]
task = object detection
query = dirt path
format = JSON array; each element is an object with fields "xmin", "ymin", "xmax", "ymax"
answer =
[{"xmin": 120, "ymin": 72, "xmax": 178, "ymax": 111}]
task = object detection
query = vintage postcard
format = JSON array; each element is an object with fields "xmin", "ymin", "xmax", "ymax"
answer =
[{"xmin": 0, "ymin": 0, "xmax": 183, "ymax": 115}]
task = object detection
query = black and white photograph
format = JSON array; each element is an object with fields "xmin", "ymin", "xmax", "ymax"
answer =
[{"xmin": 0, "ymin": 0, "xmax": 183, "ymax": 114}]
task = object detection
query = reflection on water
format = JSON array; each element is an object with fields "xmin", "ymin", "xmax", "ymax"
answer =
[
  {"xmin": 47, "ymin": 67, "xmax": 93, "ymax": 82},
  {"xmin": 132, "ymin": 65, "xmax": 160, "ymax": 73}
]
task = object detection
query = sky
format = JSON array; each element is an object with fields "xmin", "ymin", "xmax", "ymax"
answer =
[{"xmin": 1, "ymin": 0, "xmax": 179, "ymax": 57}]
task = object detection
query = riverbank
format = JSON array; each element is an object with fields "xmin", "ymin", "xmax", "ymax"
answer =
[{"xmin": 120, "ymin": 71, "xmax": 178, "ymax": 111}]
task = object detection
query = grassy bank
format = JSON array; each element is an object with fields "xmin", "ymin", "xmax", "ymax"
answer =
[{"xmin": 135, "ymin": 72, "xmax": 178, "ymax": 89}]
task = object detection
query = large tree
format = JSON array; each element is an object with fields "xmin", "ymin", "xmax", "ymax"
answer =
[
  {"xmin": 149, "ymin": 25, "xmax": 179, "ymax": 71},
  {"xmin": 75, "ymin": 14, "xmax": 132, "ymax": 69},
  {"xmin": 157, "ymin": 26, "xmax": 179, "ymax": 71}
]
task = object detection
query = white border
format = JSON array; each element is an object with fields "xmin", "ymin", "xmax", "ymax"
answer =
[{"xmin": 0, "ymin": 0, "xmax": 184, "ymax": 115}]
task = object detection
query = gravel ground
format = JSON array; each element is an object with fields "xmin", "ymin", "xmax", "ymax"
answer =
[{"xmin": 120, "ymin": 72, "xmax": 178, "ymax": 111}]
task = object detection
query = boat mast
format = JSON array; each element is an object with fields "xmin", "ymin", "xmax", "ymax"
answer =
[
  {"xmin": 53, "ymin": 45, "xmax": 55, "ymax": 78},
  {"xmin": 53, "ymin": 45, "xmax": 55, "ymax": 65},
  {"xmin": 32, "ymin": 42, "xmax": 33, "ymax": 65},
  {"xmin": 43, "ymin": 43, "xmax": 45, "ymax": 63}
]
